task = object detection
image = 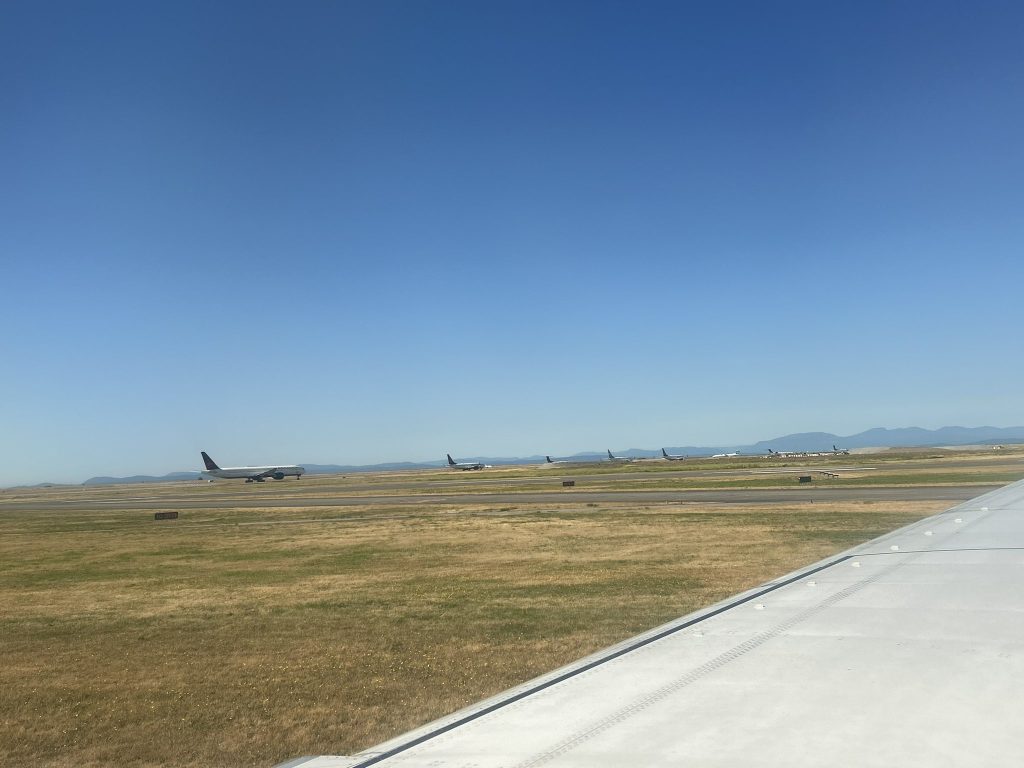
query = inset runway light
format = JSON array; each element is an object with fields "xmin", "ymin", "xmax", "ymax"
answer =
[
  {"xmin": 981, "ymin": 507, "xmax": 989, "ymax": 512},
  {"xmin": 955, "ymin": 518, "xmax": 963, "ymax": 523},
  {"xmin": 755, "ymin": 603, "xmax": 766, "ymax": 610},
  {"xmin": 807, "ymin": 580, "xmax": 817, "ymax": 587},
  {"xmin": 890, "ymin": 545, "xmax": 900, "ymax": 551},
  {"xmin": 924, "ymin": 531, "xmax": 934, "ymax": 536},
  {"xmin": 852, "ymin": 561, "xmax": 861, "ymax": 568}
]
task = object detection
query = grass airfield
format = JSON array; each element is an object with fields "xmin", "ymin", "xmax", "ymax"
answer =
[{"xmin": 2, "ymin": 447, "xmax": 1022, "ymax": 767}]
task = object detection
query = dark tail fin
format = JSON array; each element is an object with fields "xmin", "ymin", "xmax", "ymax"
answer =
[
  {"xmin": 833, "ymin": 445, "xmax": 838, "ymax": 452},
  {"xmin": 546, "ymin": 455, "xmax": 554, "ymax": 463},
  {"xmin": 447, "ymin": 454, "xmax": 456, "ymax": 466},
  {"xmin": 201, "ymin": 451, "xmax": 220, "ymax": 471},
  {"xmin": 607, "ymin": 449, "xmax": 615, "ymax": 460},
  {"xmin": 662, "ymin": 448, "xmax": 669, "ymax": 458}
]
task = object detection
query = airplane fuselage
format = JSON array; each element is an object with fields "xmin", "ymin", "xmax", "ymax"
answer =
[
  {"xmin": 203, "ymin": 465, "xmax": 305, "ymax": 481},
  {"xmin": 200, "ymin": 452, "xmax": 305, "ymax": 482},
  {"xmin": 447, "ymin": 454, "xmax": 485, "ymax": 470}
]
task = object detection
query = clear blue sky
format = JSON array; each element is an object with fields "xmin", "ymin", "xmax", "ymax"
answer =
[{"xmin": 3, "ymin": 1, "xmax": 1023, "ymax": 486}]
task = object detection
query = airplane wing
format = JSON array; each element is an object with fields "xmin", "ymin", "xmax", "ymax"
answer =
[{"xmin": 280, "ymin": 478, "xmax": 1024, "ymax": 767}]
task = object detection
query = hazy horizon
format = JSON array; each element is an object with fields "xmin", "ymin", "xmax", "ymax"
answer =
[
  {"xmin": 4, "ymin": 2, "xmax": 1023, "ymax": 487},
  {"xmin": 8, "ymin": 422, "xmax": 1023, "ymax": 488}
]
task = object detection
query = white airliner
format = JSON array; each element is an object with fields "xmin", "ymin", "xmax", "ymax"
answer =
[
  {"xmin": 711, "ymin": 451, "xmax": 740, "ymax": 458},
  {"xmin": 766, "ymin": 447, "xmax": 805, "ymax": 458},
  {"xmin": 279, "ymin": 478, "xmax": 1024, "ymax": 768},
  {"xmin": 547, "ymin": 453, "xmax": 607, "ymax": 465},
  {"xmin": 200, "ymin": 452, "xmax": 304, "ymax": 482},
  {"xmin": 545, "ymin": 454, "xmax": 603, "ymax": 467},
  {"xmin": 446, "ymin": 454, "xmax": 486, "ymax": 470},
  {"xmin": 767, "ymin": 445, "xmax": 850, "ymax": 458},
  {"xmin": 606, "ymin": 449, "xmax": 633, "ymax": 463},
  {"xmin": 661, "ymin": 448, "xmax": 687, "ymax": 461}
]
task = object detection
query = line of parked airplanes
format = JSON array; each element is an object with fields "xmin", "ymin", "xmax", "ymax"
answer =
[
  {"xmin": 450, "ymin": 449, "xmax": 755, "ymax": 470},
  {"xmin": 199, "ymin": 444, "xmax": 849, "ymax": 482}
]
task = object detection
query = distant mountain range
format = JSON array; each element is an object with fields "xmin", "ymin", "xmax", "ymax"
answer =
[
  {"xmin": 662, "ymin": 425, "xmax": 1024, "ymax": 457},
  {"xmin": 78, "ymin": 425, "xmax": 1024, "ymax": 486},
  {"xmin": 82, "ymin": 472, "xmax": 201, "ymax": 486}
]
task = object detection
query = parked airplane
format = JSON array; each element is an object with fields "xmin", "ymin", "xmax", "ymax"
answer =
[
  {"xmin": 607, "ymin": 449, "xmax": 633, "ymax": 463},
  {"xmin": 200, "ymin": 452, "xmax": 304, "ymax": 482},
  {"xmin": 661, "ymin": 448, "xmax": 687, "ymax": 461},
  {"xmin": 447, "ymin": 454, "xmax": 486, "ymax": 470},
  {"xmin": 711, "ymin": 451, "xmax": 740, "ymax": 458},
  {"xmin": 545, "ymin": 454, "xmax": 605, "ymax": 466},
  {"xmin": 766, "ymin": 448, "xmax": 805, "ymax": 458},
  {"xmin": 767, "ymin": 446, "xmax": 850, "ymax": 458}
]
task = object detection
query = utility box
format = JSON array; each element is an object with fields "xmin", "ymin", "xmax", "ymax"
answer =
[
  {"xmin": 798, "ymin": 475, "xmax": 812, "ymax": 484},
  {"xmin": 562, "ymin": 480, "xmax": 575, "ymax": 487},
  {"xmin": 154, "ymin": 511, "xmax": 179, "ymax": 520}
]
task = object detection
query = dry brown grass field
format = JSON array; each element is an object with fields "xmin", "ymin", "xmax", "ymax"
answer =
[{"xmin": 1, "ymin": 453, "xmax": 1019, "ymax": 767}]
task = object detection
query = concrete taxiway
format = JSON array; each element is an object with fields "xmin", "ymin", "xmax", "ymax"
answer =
[{"xmin": 0, "ymin": 485, "xmax": 999, "ymax": 513}]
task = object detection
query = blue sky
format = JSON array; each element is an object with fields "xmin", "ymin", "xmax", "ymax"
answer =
[{"xmin": 3, "ymin": 1, "xmax": 1024, "ymax": 486}]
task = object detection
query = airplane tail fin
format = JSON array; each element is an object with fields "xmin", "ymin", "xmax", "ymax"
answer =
[
  {"xmin": 201, "ymin": 451, "xmax": 220, "ymax": 471},
  {"xmin": 546, "ymin": 456, "xmax": 555, "ymax": 463},
  {"xmin": 662, "ymin": 448, "xmax": 669, "ymax": 458},
  {"xmin": 607, "ymin": 450, "xmax": 615, "ymax": 460},
  {"xmin": 447, "ymin": 454, "xmax": 456, "ymax": 466},
  {"xmin": 833, "ymin": 445, "xmax": 838, "ymax": 452}
]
